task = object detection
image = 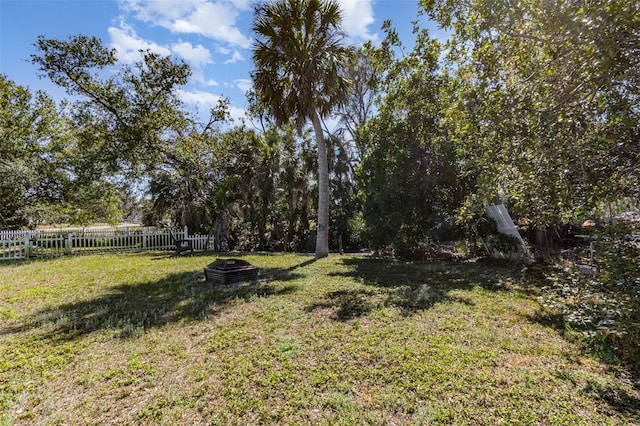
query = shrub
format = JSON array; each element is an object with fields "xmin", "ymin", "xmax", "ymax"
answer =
[{"xmin": 539, "ymin": 223, "xmax": 640, "ymax": 370}]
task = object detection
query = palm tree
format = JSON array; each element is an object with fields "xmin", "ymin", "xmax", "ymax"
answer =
[{"xmin": 251, "ymin": 0, "xmax": 351, "ymax": 258}]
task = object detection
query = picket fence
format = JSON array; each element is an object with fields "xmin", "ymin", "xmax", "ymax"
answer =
[{"xmin": 0, "ymin": 227, "xmax": 215, "ymax": 261}]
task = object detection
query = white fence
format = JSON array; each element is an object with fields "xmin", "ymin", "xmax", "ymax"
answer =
[{"xmin": 0, "ymin": 227, "xmax": 215, "ymax": 261}]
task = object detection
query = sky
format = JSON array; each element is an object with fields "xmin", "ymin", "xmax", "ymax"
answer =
[{"xmin": 0, "ymin": 0, "xmax": 439, "ymax": 123}]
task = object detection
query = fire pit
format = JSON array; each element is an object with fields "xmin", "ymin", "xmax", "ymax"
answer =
[{"xmin": 204, "ymin": 258, "xmax": 259, "ymax": 285}]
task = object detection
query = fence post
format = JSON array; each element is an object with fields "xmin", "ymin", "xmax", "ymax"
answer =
[
  {"xmin": 184, "ymin": 225, "xmax": 189, "ymax": 241},
  {"xmin": 142, "ymin": 228, "xmax": 147, "ymax": 250},
  {"xmin": 67, "ymin": 233, "xmax": 73, "ymax": 256},
  {"xmin": 25, "ymin": 232, "xmax": 31, "ymax": 259}
]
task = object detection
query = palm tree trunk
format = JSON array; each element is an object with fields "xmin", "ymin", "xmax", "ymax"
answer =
[{"xmin": 312, "ymin": 111, "xmax": 329, "ymax": 258}]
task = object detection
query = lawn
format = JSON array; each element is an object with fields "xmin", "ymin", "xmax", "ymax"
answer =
[{"xmin": 1, "ymin": 253, "xmax": 638, "ymax": 425}]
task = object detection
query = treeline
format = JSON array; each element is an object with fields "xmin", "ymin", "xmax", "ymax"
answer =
[{"xmin": 2, "ymin": 0, "xmax": 638, "ymax": 257}]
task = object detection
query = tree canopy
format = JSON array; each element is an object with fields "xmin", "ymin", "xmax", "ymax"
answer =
[
  {"xmin": 422, "ymin": 0, "xmax": 640, "ymax": 226},
  {"xmin": 0, "ymin": 74, "xmax": 123, "ymax": 228},
  {"xmin": 32, "ymin": 35, "xmax": 192, "ymax": 176}
]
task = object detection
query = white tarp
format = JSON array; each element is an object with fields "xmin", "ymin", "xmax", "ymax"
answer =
[{"xmin": 485, "ymin": 204, "xmax": 530, "ymax": 262}]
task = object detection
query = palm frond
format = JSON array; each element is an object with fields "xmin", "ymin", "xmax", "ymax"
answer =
[{"xmin": 251, "ymin": 0, "xmax": 351, "ymax": 129}]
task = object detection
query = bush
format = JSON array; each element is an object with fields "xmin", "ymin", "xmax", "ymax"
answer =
[
  {"xmin": 393, "ymin": 223, "xmax": 439, "ymax": 260},
  {"xmin": 539, "ymin": 224, "xmax": 640, "ymax": 370},
  {"xmin": 458, "ymin": 211, "xmax": 523, "ymax": 258}
]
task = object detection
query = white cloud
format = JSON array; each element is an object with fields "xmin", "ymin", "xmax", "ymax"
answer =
[
  {"xmin": 118, "ymin": 0, "xmax": 251, "ymax": 48},
  {"xmin": 228, "ymin": 0, "xmax": 251, "ymax": 11},
  {"xmin": 189, "ymin": 69, "xmax": 211, "ymax": 86},
  {"xmin": 234, "ymin": 78, "xmax": 252, "ymax": 93},
  {"xmin": 336, "ymin": 0, "xmax": 377, "ymax": 42},
  {"xmin": 227, "ymin": 105, "xmax": 248, "ymax": 123},
  {"xmin": 224, "ymin": 51, "xmax": 245, "ymax": 64},
  {"xmin": 177, "ymin": 88, "xmax": 222, "ymax": 106},
  {"xmin": 177, "ymin": 89, "xmax": 247, "ymax": 122},
  {"xmin": 216, "ymin": 46, "xmax": 231, "ymax": 55},
  {"xmin": 108, "ymin": 23, "xmax": 171, "ymax": 63},
  {"xmin": 171, "ymin": 41, "xmax": 212, "ymax": 68},
  {"xmin": 118, "ymin": 0, "xmax": 192, "ymax": 22}
]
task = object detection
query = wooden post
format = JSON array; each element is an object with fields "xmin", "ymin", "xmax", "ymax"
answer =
[
  {"xmin": 339, "ymin": 234, "xmax": 343, "ymax": 255},
  {"xmin": 142, "ymin": 228, "xmax": 147, "ymax": 250},
  {"xmin": 67, "ymin": 233, "xmax": 73, "ymax": 255},
  {"xmin": 25, "ymin": 232, "xmax": 30, "ymax": 259}
]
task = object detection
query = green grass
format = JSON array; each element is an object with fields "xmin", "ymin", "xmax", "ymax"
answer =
[{"xmin": 1, "ymin": 253, "xmax": 638, "ymax": 425}]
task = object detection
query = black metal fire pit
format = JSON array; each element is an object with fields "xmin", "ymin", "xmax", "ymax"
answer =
[{"xmin": 204, "ymin": 258, "xmax": 259, "ymax": 285}]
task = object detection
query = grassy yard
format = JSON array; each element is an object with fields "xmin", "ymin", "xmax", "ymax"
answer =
[{"xmin": 1, "ymin": 253, "xmax": 638, "ymax": 425}]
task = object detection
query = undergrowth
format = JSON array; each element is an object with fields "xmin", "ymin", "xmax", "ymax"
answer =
[{"xmin": 538, "ymin": 223, "xmax": 640, "ymax": 372}]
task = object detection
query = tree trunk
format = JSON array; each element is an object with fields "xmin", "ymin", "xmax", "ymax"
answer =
[
  {"xmin": 312, "ymin": 111, "xmax": 329, "ymax": 258},
  {"xmin": 214, "ymin": 210, "xmax": 229, "ymax": 252}
]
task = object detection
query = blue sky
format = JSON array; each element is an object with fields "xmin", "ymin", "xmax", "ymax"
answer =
[{"xmin": 1, "ymin": 0, "xmax": 437, "ymax": 122}]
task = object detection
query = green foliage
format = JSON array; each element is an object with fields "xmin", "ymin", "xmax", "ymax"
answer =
[
  {"xmin": 326, "ymin": 133, "xmax": 361, "ymax": 251},
  {"xmin": 6, "ymin": 1, "xmax": 636, "ymax": 268},
  {"xmin": 422, "ymin": 0, "xmax": 640, "ymax": 228},
  {"xmin": 337, "ymin": 49, "xmax": 378, "ymax": 143},
  {"xmin": 217, "ymin": 126, "xmax": 317, "ymax": 251},
  {"xmin": 62, "ymin": 182, "xmax": 124, "ymax": 226},
  {"xmin": 356, "ymin": 25, "xmax": 465, "ymax": 258},
  {"xmin": 346, "ymin": 211, "xmax": 366, "ymax": 249},
  {"xmin": 458, "ymin": 211, "xmax": 523, "ymax": 258},
  {"xmin": 0, "ymin": 76, "xmax": 63, "ymax": 227},
  {"xmin": 32, "ymin": 35, "xmax": 191, "ymax": 176},
  {"xmin": 540, "ymin": 223, "xmax": 640, "ymax": 370},
  {"xmin": 0, "ymin": 75, "xmax": 123, "ymax": 228},
  {"xmin": 251, "ymin": 0, "xmax": 351, "ymax": 131},
  {"xmin": 147, "ymin": 119, "xmax": 319, "ymax": 251},
  {"xmin": 148, "ymin": 102, "xmax": 232, "ymax": 233}
]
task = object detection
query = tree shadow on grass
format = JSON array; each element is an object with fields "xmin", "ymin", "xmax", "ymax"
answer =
[
  {"xmin": 552, "ymin": 369, "xmax": 640, "ymax": 422},
  {"xmin": 257, "ymin": 256, "xmax": 316, "ymax": 281},
  {"xmin": 306, "ymin": 257, "xmax": 521, "ymax": 321},
  {"xmin": 316, "ymin": 257, "xmax": 640, "ymax": 420},
  {"xmin": 1, "ymin": 267, "xmax": 299, "ymax": 342},
  {"xmin": 583, "ymin": 375, "xmax": 640, "ymax": 421},
  {"xmin": 179, "ymin": 252, "xmax": 316, "ymax": 282},
  {"xmin": 525, "ymin": 306, "xmax": 640, "ymax": 419},
  {"xmin": 335, "ymin": 256, "xmax": 523, "ymax": 290}
]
